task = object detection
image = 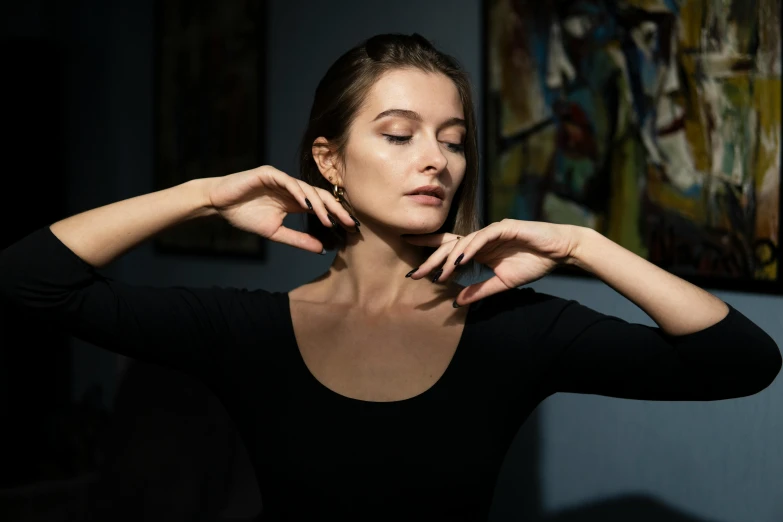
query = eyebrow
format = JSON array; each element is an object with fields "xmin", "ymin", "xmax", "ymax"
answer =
[{"xmin": 372, "ymin": 109, "xmax": 466, "ymax": 130}]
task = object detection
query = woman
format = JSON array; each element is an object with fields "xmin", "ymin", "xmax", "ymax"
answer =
[{"xmin": 0, "ymin": 33, "xmax": 780, "ymax": 521}]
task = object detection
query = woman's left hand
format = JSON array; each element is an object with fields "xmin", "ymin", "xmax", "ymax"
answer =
[{"xmin": 403, "ymin": 219, "xmax": 583, "ymax": 306}]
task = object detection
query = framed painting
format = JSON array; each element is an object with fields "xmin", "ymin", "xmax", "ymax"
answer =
[
  {"xmin": 153, "ymin": 0, "xmax": 266, "ymax": 258},
  {"xmin": 483, "ymin": 0, "xmax": 782, "ymax": 294}
]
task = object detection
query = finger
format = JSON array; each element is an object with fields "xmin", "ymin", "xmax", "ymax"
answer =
[
  {"xmin": 455, "ymin": 276, "xmax": 510, "ymax": 306},
  {"xmin": 425, "ymin": 222, "xmax": 504, "ymax": 283},
  {"xmin": 281, "ymin": 175, "xmax": 314, "ymax": 213},
  {"xmin": 296, "ymin": 181, "xmax": 333, "ymax": 228},
  {"xmin": 408, "ymin": 236, "xmax": 461, "ymax": 281},
  {"xmin": 403, "ymin": 232, "xmax": 460, "ymax": 248},
  {"xmin": 268, "ymin": 226, "xmax": 325, "ymax": 254},
  {"xmin": 313, "ymin": 186, "xmax": 359, "ymax": 230},
  {"xmin": 434, "ymin": 233, "xmax": 478, "ymax": 283},
  {"xmin": 452, "ymin": 222, "xmax": 505, "ymax": 267}
]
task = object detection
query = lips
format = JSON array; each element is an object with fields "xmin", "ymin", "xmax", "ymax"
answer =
[{"xmin": 406, "ymin": 185, "xmax": 445, "ymax": 199}]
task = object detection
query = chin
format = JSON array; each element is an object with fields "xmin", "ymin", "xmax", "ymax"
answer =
[
  {"xmin": 398, "ymin": 220, "xmax": 445, "ymax": 235},
  {"xmin": 369, "ymin": 209, "xmax": 449, "ymax": 236}
]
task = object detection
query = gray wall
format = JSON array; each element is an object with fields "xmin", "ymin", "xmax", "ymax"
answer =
[{"xmin": 13, "ymin": 0, "xmax": 783, "ymax": 521}]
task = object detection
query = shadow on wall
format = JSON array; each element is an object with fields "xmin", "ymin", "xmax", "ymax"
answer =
[
  {"xmin": 0, "ymin": 357, "xmax": 262, "ymax": 522},
  {"xmin": 538, "ymin": 495, "xmax": 724, "ymax": 522},
  {"xmin": 85, "ymin": 360, "xmax": 262, "ymax": 522},
  {"xmin": 489, "ymin": 412, "xmax": 725, "ymax": 522}
]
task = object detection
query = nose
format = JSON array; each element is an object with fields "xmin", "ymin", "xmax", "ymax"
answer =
[{"xmin": 419, "ymin": 136, "xmax": 448, "ymax": 173}]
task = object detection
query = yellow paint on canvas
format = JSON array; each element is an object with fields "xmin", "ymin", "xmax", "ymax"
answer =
[{"xmin": 752, "ymin": 77, "xmax": 780, "ymax": 280}]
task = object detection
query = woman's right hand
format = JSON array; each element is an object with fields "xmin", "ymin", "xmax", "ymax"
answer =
[{"xmin": 207, "ymin": 165, "xmax": 358, "ymax": 253}]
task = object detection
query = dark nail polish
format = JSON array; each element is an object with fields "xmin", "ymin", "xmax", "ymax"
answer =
[
  {"xmin": 327, "ymin": 213, "xmax": 338, "ymax": 227},
  {"xmin": 405, "ymin": 267, "xmax": 418, "ymax": 278},
  {"xmin": 431, "ymin": 269, "xmax": 443, "ymax": 283},
  {"xmin": 350, "ymin": 214, "xmax": 360, "ymax": 228},
  {"xmin": 454, "ymin": 253, "xmax": 464, "ymax": 266},
  {"xmin": 452, "ymin": 300, "xmax": 460, "ymax": 308},
  {"xmin": 305, "ymin": 198, "xmax": 314, "ymax": 211}
]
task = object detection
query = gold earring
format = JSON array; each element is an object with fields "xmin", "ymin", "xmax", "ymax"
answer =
[{"xmin": 333, "ymin": 184, "xmax": 345, "ymax": 202}]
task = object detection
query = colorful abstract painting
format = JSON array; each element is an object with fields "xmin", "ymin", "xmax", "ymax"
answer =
[{"xmin": 484, "ymin": 0, "xmax": 782, "ymax": 293}]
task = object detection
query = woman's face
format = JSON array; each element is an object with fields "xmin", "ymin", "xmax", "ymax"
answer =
[{"xmin": 338, "ymin": 68, "xmax": 467, "ymax": 235}]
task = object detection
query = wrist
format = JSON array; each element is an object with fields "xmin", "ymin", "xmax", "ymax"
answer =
[
  {"xmin": 565, "ymin": 226, "xmax": 602, "ymax": 271},
  {"xmin": 181, "ymin": 178, "xmax": 220, "ymax": 219}
]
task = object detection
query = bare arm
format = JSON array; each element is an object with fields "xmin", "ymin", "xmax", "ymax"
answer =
[
  {"xmin": 49, "ymin": 178, "xmax": 218, "ymax": 268},
  {"xmin": 0, "ymin": 166, "xmax": 355, "ymax": 378},
  {"xmin": 569, "ymin": 227, "xmax": 730, "ymax": 336}
]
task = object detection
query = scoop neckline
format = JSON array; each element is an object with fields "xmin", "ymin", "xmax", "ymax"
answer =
[{"xmin": 280, "ymin": 291, "xmax": 473, "ymax": 406}]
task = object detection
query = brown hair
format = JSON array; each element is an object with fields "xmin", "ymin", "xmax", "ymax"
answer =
[{"xmin": 298, "ymin": 33, "xmax": 481, "ymax": 251}]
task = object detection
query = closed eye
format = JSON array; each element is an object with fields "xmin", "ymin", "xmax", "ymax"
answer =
[
  {"xmin": 383, "ymin": 134, "xmax": 411, "ymax": 144},
  {"xmin": 383, "ymin": 134, "xmax": 464, "ymax": 153}
]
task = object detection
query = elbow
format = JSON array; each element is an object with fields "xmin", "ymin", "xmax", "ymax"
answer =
[
  {"xmin": 762, "ymin": 342, "xmax": 783, "ymax": 391},
  {"xmin": 736, "ymin": 342, "xmax": 782, "ymax": 397},
  {"xmin": 0, "ymin": 254, "xmax": 19, "ymax": 305},
  {"xmin": 677, "ymin": 305, "xmax": 782, "ymax": 399}
]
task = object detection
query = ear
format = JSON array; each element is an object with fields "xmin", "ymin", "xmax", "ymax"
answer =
[{"xmin": 312, "ymin": 137, "xmax": 342, "ymax": 185}]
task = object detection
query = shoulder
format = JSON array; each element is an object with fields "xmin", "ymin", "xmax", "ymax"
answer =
[
  {"xmin": 459, "ymin": 287, "xmax": 578, "ymax": 391},
  {"xmin": 471, "ymin": 286, "xmax": 569, "ymax": 322},
  {"xmin": 467, "ymin": 285, "xmax": 604, "ymax": 347},
  {"xmin": 188, "ymin": 285, "xmax": 289, "ymax": 332},
  {"xmin": 479, "ymin": 285, "xmax": 625, "ymax": 331}
]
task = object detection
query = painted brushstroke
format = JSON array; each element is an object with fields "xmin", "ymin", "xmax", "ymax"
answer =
[{"xmin": 487, "ymin": 0, "xmax": 781, "ymax": 282}]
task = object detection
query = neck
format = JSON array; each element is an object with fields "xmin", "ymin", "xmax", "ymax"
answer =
[{"xmin": 319, "ymin": 224, "xmax": 445, "ymax": 310}]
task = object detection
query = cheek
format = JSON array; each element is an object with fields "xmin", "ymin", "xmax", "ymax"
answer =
[
  {"xmin": 453, "ymin": 155, "xmax": 467, "ymax": 173},
  {"xmin": 346, "ymin": 135, "xmax": 398, "ymax": 171},
  {"xmin": 345, "ymin": 139, "xmax": 405, "ymax": 187},
  {"xmin": 342, "ymin": 154, "xmax": 399, "ymax": 209},
  {"xmin": 449, "ymin": 157, "xmax": 468, "ymax": 187}
]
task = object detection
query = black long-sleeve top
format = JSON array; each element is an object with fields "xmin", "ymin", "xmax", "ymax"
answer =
[{"xmin": 1, "ymin": 227, "xmax": 780, "ymax": 521}]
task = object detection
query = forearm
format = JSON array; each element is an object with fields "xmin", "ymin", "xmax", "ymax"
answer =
[
  {"xmin": 49, "ymin": 178, "xmax": 219, "ymax": 268},
  {"xmin": 569, "ymin": 227, "xmax": 729, "ymax": 336}
]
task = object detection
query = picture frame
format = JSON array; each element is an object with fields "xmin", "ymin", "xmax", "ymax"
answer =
[
  {"xmin": 482, "ymin": 0, "xmax": 782, "ymax": 295},
  {"xmin": 153, "ymin": 0, "xmax": 267, "ymax": 258}
]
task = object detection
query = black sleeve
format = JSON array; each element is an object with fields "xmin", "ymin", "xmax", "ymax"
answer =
[
  {"xmin": 0, "ymin": 226, "xmax": 261, "ymax": 383},
  {"xmin": 528, "ymin": 291, "xmax": 782, "ymax": 401}
]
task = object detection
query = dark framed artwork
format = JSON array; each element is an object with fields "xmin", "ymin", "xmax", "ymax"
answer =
[
  {"xmin": 153, "ymin": 0, "xmax": 266, "ymax": 258},
  {"xmin": 483, "ymin": 0, "xmax": 782, "ymax": 294}
]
